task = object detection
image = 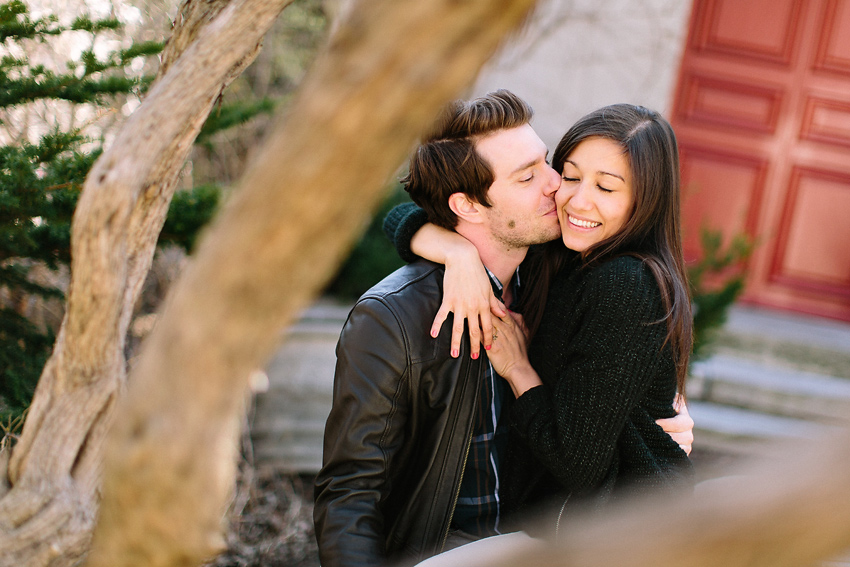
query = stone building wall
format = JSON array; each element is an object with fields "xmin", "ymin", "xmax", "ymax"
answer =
[{"xmin": 471, "ymin": 0, "xmax": 692, "ymax": 150}]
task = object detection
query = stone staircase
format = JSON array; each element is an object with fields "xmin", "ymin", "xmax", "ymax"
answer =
[
  {"xmin": 250, "ymin": 301, "xmax": 850, "ymax": 475},
  {"xmin": 686, "ymin": 306, "xmax": 850, "ymax": 469},
  {"xmin": 685, "ymin": 306, "xmax": 850, "ymax": 567},
  {"xmin": 250, "ymin": 299, "xmax": 350, "ymax": 473},
  {"xmin": 251, "ymin": 301, "xmax": 850, "ymax": 565}
]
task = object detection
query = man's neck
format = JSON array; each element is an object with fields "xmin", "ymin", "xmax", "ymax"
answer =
[{"xmin": 456, "ymin": 226, "xmax": 527, "ymax": 300}]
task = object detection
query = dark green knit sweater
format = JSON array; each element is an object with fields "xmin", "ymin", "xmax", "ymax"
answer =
[{"xmin": 383, "ymin": 203, "xmax": 693, "ymax": 526}]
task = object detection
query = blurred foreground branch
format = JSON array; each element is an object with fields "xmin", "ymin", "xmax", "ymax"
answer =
[
  {"xmin": 83, "ymin": 0, "xmax": 538, "ymax": 566},
  {"xmin": 472, "ymin": 427, "xmax": 850, "ymax": 567}
]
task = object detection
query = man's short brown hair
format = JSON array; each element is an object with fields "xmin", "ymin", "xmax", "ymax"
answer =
[{"xmin": 400, "ymin": 90, "xmax": 534, "ymax": 229}]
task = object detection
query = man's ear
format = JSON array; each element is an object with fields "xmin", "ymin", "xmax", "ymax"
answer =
[{"xmin": 448, "ymin": 192, "xmax": 484, "ymax": 224}]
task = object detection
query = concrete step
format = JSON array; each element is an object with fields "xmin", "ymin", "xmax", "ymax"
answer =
[
  {"xmin": 688, "ymin": 354, "xmax": 850, "ymax": 423},
  {"xmin": 250, "ymin": 299, "xmax": 349, "ymax": 472},
  {"xmin": 688, "ymin": 306, "xmax": 850, "ymax": 458},
  {"xmin": 687, "ymin": 399, "xmax": 843, "ymax": 457},
  {"xmin": 709, "ymin": 306, "xmax": 850, "ymax": 380}
]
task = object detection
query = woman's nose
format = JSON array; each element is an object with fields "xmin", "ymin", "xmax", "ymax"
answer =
[{"xmin": 568, "ymin": 182, "xmax": 592, "ymax": 210}]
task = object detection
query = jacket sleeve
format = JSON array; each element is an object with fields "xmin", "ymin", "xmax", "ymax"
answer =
[
  {"xmin": 382, "ymin": 202, "xmax": 429, "ymax": 264},
  {"xmin": 511, "ymin": 258, "xmax": 675, "ymax": 494},
  {"xmin": 314, "ymin": 297, "xmax": 412, "ymax": 567}
]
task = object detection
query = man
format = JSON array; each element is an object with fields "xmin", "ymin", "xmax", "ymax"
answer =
[{"xmin": 313, "ymin": 90, "xmax": 691, "ymax": 567}]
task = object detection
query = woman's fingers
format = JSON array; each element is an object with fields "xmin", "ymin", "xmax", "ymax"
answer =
[
  {"xmin": 430, "ymin": 304, "xmax": 451, "ymax": 340},
  {"xmin": 450, "ymin": 310, "xmax": 466, "ymax": 358},
  {"xmin": 466, "ymin": 310, "xmax": 482, "ymax": 360},
  {"xmin": 508, "ymin": 311, "xmax": 529, "ymax": 341},
  {"xmin": 428, "ymin": 287, "xmax": 504, "ymax": 360},
  {"xmin": 490, "ymin": 296, "xmax": 507, "ymax": 318},
  {"xmin": 479, "ymin": 310, "xmax": 494, "ymax": 353}
]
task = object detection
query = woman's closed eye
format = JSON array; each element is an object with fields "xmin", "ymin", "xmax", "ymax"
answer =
[
  {"xmin": 562, "ymin": 176, "xmax": 578, "ymax": 182},
  {"xmin": 597, "ymin": 184, "xmax": 613, "ymax": 193}
]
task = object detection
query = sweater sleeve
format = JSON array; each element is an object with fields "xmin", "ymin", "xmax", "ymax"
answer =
[
  {"xmin": 511, "ymin": 257, "xmax": 675, "ymax": 495},
  {"xmin": 382, "ymin": 202, "xmax": 430, "ymax": 264}
]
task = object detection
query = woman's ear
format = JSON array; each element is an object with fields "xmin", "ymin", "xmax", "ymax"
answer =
[{"xmin": 448, "ymin": 192, "xmax": 484, "ymax": 224}]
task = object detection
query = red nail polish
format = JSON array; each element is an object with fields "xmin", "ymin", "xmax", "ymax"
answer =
[
  {"xmin": 485, "ymin": 345, "xmax": 492, "ymax": 350},
  {"xmin": 472, "ymin": 352, "xmax": 479, "ymax": 360},
  {"xmin": 451, "ymin": 349, "xmax": 459, "ymax": 358}
]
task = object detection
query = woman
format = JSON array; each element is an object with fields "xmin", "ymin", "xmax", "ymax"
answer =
[{"xmin": 385, "ymin": 104, "xmax": 694, "ymax": 529}]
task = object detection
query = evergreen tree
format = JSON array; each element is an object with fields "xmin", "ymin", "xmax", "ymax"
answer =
[
  {"xmin": 0, "ymin": 1, "xmax": 158, "ymax": 421},
  {"xmin": 0, "ymin": 1, "xmax": 270, "ymax": 422}
]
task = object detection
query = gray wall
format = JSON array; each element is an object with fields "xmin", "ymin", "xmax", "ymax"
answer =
[{"xmin": 471, "ymin": 0, "xmax": 692, "ymax": 150}]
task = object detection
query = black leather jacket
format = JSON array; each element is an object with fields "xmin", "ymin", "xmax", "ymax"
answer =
[{"xmin": 314, "ymin": 261, "xmax": 484, "ymax": 567}]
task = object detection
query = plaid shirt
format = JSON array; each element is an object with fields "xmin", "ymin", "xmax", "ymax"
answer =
[{"xmin": 450, "ymin": 267, "xmax": 519, "ymax": 537}]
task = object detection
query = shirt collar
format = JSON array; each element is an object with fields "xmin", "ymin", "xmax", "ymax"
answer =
[{"xmin": 483, "ymin": 265, "xmax": 521, "ymax": 305}]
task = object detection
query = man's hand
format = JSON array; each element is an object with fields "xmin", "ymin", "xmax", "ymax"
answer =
[{"xmin": 655, "ymin": 395, "xmax": 694, "ymax": 455}]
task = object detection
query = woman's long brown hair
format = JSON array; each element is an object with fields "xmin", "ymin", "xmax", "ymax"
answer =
[{"xmin": 520, "ymin": 104, "xmax": 693, "ymax": 396}]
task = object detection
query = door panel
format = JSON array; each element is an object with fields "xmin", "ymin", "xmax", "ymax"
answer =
[
  {"xmin": 678, "ymin": 75, "xmax": 783, "ymax": 133},
  {"xmin": 680, "ymin": 147, "xmax": 766, "ymax": 261},
  {"xmin": 674, "ymin": 0, "xmax": 850, "ymax": 321},
  {"xmin": 814, "ymin": 0, "xmax": 850, "ymax": 74},
  {"xmin": 771, "ymin": 167, "xmax": 850, "ymax": 291},
  {"xmin": 690, "ymin": 0, "xmax": 803, "ymax": 65},
  {"xmin": 800, "ymin": 96, "xmax": 850, "ymax": 148}
]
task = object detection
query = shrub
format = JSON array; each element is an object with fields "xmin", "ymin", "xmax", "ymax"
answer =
[{"xmin": 687, "ymin": 227, "xmax": 755, "ymax": 362}]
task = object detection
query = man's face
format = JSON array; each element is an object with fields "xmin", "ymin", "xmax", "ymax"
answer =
[{"xmin": 474, "ymin": 124, "xmax": 562, "ymax": 250}]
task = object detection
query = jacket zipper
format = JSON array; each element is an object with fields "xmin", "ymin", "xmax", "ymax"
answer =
[
  {"xmin": 554, "ymin": 495, "xmax": 571, "ymax": 538},
  {"xmin": 440, "ymin": 431, "xmax": 473, "ymax": 552}
]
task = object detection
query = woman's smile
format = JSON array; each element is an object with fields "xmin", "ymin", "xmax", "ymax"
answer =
[{"xmin": 566, "ymin": 214, "xmax": 601, "ymax": 229}]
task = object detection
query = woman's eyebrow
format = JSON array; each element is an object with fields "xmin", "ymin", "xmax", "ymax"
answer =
[
  {"xmin": 565, "ymin": 159, "xmax": 625, "ymax": 182},
  {"xmin": 600, "ymin": 170, "xmax": 625, "ymax": 182}
]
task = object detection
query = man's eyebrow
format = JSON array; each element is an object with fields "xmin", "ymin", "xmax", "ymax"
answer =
[
  {"xmin": 564, "ymin": 159, "xmax": 625, "ymax": 182},
  {"xmin": 510, "ymin": 150, "xmax": 548, "ymax": 176}
]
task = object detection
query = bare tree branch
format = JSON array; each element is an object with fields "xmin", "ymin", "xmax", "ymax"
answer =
[{"xmin": 0, "ymin": 0, "xmax": 293, "ymax": 565}]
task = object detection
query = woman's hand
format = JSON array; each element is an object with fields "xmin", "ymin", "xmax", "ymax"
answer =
[
  {"xmin": 655, "ymin": 394, "xmax": 694, "ymax": 455},
  {"xmin": 409, "ymin": 223, "xmax": 506, "ymax": 359},
  {"xmin": 487, "ymin": 311, "xmax": 542, "ymax": 398},
  {"xmin": 431, "ymin": 248, "xmax": 505, "ymax": 359}
]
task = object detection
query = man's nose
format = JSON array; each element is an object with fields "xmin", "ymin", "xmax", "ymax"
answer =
[{"xmin": 543, "ymin": 165, "xmax": 560, "ymax": 196}]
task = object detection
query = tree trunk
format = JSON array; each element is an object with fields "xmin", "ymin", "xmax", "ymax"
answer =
[
  {"xmin": 0, "ymin": 0, "xmax": 294, "ymax": 565},
  {"xmin": 79, "ymin": 0, "xmax": 538, "ymax": 565}
]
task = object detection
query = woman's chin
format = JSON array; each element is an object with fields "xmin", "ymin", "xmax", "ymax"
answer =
[{"xmin": 561, "ymin": 233, "xmax": 591, "ymax": 253}]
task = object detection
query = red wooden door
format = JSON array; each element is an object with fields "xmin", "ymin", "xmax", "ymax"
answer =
[{"xmin": 672, "ymin": 0, "xmax": 850, "ymax": 321}]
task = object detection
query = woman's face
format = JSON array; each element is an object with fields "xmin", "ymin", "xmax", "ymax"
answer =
[{"xmin": 555, "ymin": 137, "xmax": 635, "ymax": 252}]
